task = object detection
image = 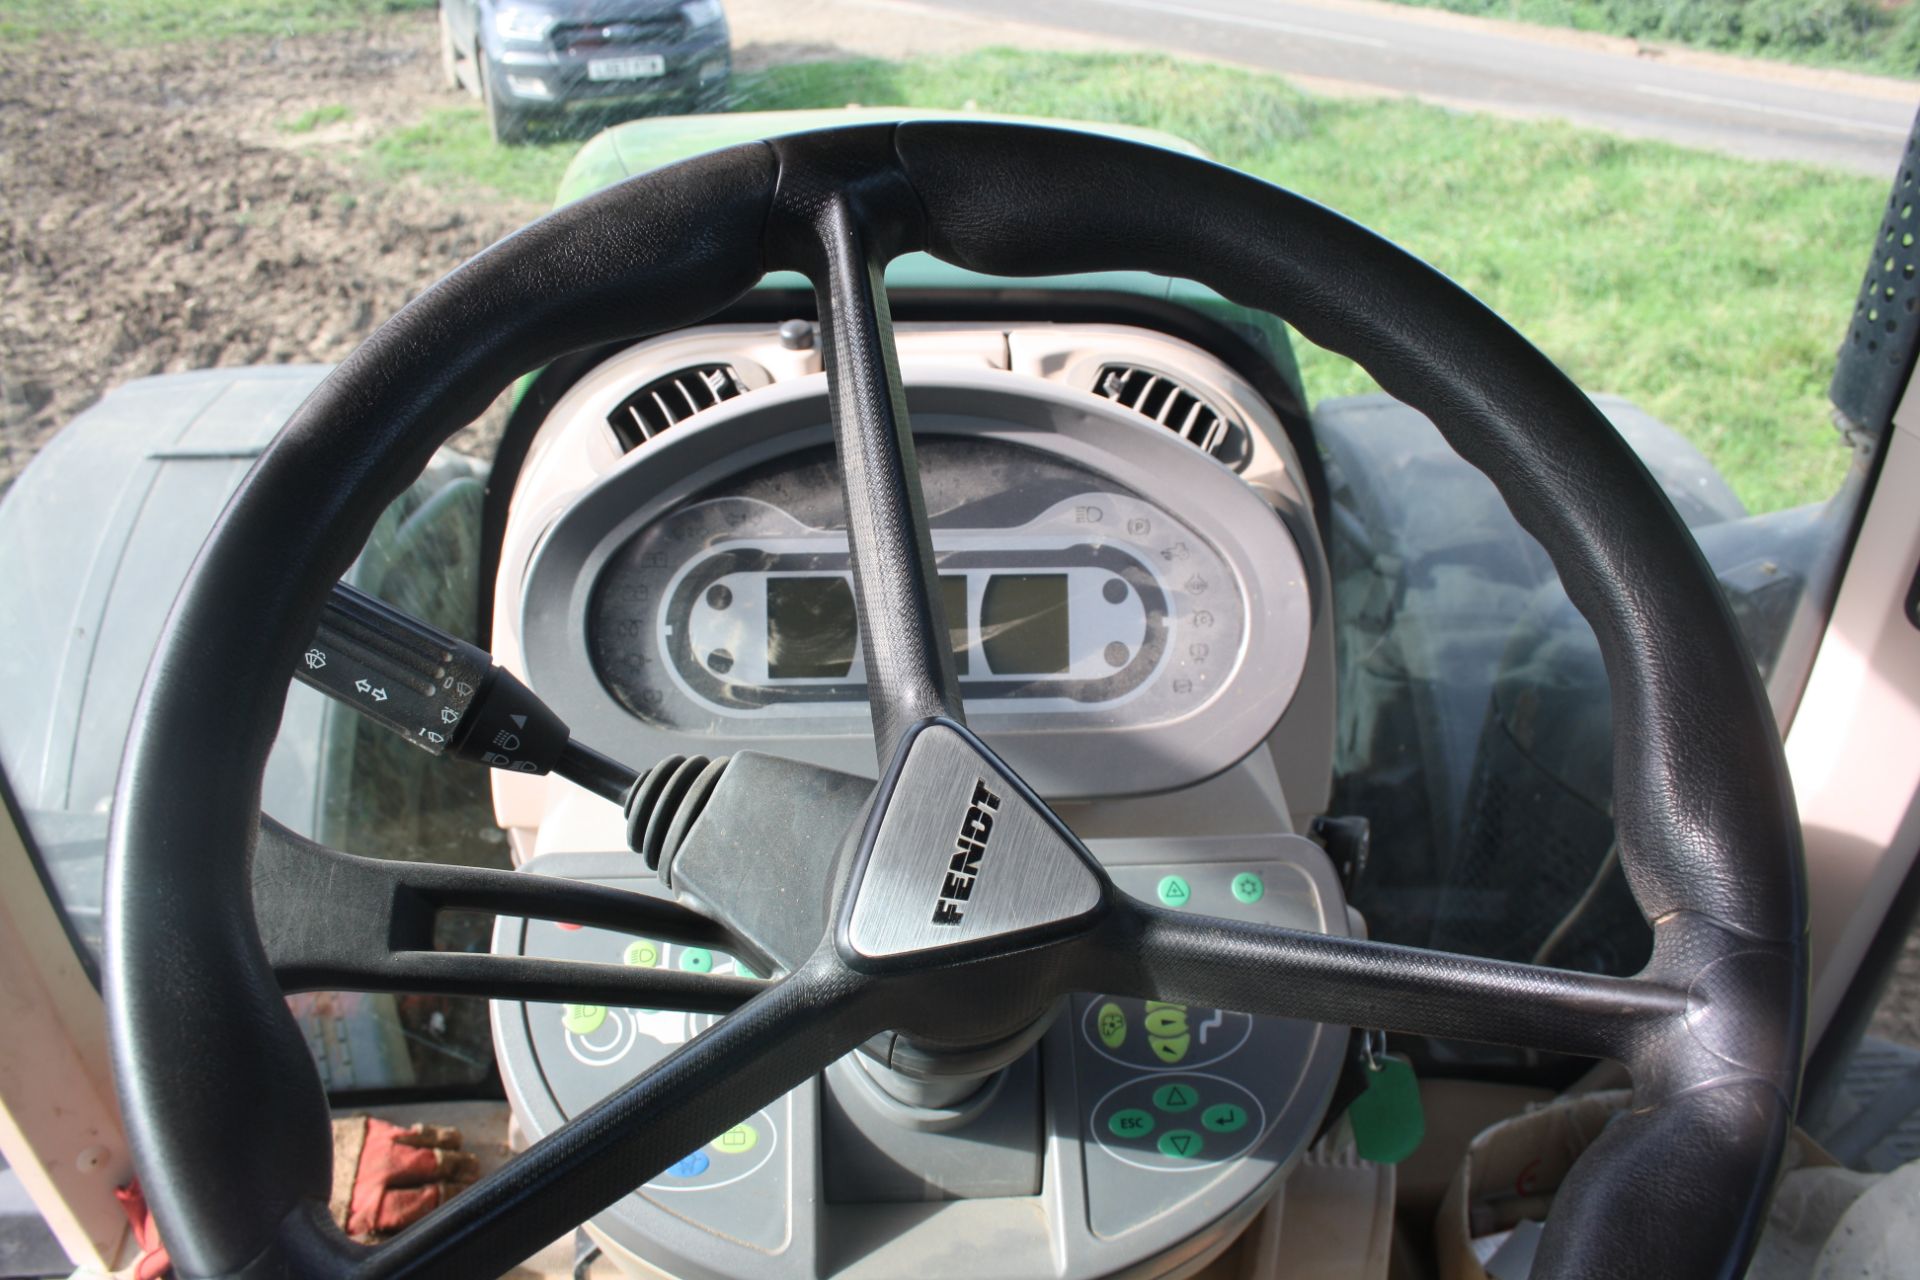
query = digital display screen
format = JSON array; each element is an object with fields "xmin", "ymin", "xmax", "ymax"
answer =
[
  {"xmin": 766, "ymin": 577, "xmax": 856, "ymax": 679},
  {"xmin": 765, "ymin": 575, "xmax": 971, "ymax": 680},
  {"xmin": 980, "ymin": 574, "xmax": 1070, "ymax": 675},
  {"xmin": 941, "ymin": 575, "xmax": 971, "ymax": 677}
]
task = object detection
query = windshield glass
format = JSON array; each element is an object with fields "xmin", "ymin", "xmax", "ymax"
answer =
[{"xmin": 0, "ymin": 0, "xmax": 1904, "ymax": 1105}]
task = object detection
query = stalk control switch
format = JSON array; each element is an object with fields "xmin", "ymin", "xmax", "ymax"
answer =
[{"xmin": 296, "ymin": 581, "xmax": 567, "ymax": 776}]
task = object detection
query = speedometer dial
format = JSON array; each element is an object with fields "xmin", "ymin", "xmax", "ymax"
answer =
[{"xmin": 588, "ymin": 439, "xmax": 1244, "ymax": 739}]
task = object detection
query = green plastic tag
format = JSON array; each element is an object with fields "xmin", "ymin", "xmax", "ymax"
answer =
[{"xmin": 1348, "ymin": 1053, "xmax": 1424, "ymax": 1165}]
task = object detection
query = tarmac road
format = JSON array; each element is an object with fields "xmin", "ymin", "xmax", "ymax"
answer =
[{"xmin": 912, "ymin": 0, "xmax": 1920, "ymax": 174}]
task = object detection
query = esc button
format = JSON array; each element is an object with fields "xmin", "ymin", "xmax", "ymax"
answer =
[{"xmin": 1107, "ymin": 1108, "xmax": 1155, "ymax": 1139}]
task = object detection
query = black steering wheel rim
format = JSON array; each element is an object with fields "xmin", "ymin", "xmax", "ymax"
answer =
[{"xmin": 106, "ymin": 122, "xmax": 1805, "ymax": 1280}]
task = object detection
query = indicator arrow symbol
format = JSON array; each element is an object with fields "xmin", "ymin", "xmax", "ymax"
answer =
[
  {"xmin": 510, "ymin": 714, "xmax": 527, "ymax": 729},
  {"xmin": 354, "ymin": 678, "xmax": 371, "ymax": 694},
  {"xmin": 371, "ymin": 687, "xmax": 388, "ymax": 702}
]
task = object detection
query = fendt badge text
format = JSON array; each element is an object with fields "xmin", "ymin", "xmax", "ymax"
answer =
[{"xmin": 932, "ymin": 778, "xmax": 1001, "ymax": 925}]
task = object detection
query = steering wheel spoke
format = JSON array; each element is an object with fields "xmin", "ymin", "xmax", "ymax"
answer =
[
  {"xmin": 766, "ymin": 131, "xmax": 964, "ymax": 764},
  {"xmin": 254, "ymin": 819, "xmax": 770, "ymax": 1010},
  {"xmin": 358, "ymin": 959, "xmax": 884, "ymax": 1279},
  {"xmin": 1094, "ymin": 893, "xmax": 1686, "ymax": 1064}
]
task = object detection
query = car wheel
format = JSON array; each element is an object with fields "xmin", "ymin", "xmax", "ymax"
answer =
[
  {"xmin": 438, "ymin": 9, "xmax": 461, "ymax": 92},
  {"xmin": 480, "ymin": 60, "xmax": 527, "ymax": 145}
]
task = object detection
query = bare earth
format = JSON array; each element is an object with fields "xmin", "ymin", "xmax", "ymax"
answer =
[
  {"xmin": 0, "ymin": 22, "xmax": 526, "ymax": 486},
  {"xmin": 0, "ymin": 2, "xmax": 1117, "ymax": 488}
]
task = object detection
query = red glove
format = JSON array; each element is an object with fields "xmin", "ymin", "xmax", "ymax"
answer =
[
  {"xmin": 115, "ymin": 1180, "xmax": 171, "ymax": 1280},
  {"xmin": 330, "ymin": 1115, "xmax": 481, "ymax": 1241},
  {"xmin": 117, "ymin": 1115, "xmax": 482, "ymax": 1274}
]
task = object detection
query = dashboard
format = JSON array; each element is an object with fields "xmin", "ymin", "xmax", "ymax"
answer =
[
  {"xmin": 589, "ymin": 439, "xmax": 1205, "ymax": 723},
  {"xmin": 501, "ymin": 332, "xmax": 1321, "ymax": 800},
  {"xmin": 486, "ymin": 319, "xmax": 1354, "ymax": 1280}
]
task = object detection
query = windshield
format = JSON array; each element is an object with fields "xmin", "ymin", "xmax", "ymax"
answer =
[{"xmin": 0, "ymin": 0, "xmax": 1904, "ymax": 1105}]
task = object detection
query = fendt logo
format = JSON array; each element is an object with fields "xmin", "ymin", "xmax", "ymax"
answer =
[{"xmin": 931, "ymin": 778, "xmax": 1001, "ymax": 926}]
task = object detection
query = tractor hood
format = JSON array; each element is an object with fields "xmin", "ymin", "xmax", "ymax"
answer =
[
  {"xmin": 554, "ymin": 107, "xmax": 1206, "ymax": 206},
  {"xmin": 550, "ymin": 107, "xmax": 1308, "ymax": 420}
]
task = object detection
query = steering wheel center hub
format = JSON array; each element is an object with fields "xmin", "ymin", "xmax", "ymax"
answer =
[{"xmin": 842, "ymin": 720, "xmax": 1108, "ymax": 963}]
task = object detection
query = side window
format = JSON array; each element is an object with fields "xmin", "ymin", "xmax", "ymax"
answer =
[
  {"xmin": 1320, "ymin": 391, "xmax": 1863, "ymax": 987},
  {"xmin": 291, "ymin": 455, "xmax": 507, "ymax": 1094},
  {"xmin": 0, "ymin": 371, "xmax": 503, "ymax": 1095}
]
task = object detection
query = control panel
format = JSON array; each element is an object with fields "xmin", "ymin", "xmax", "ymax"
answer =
[{"xmin": 492, "ymin": 836, "xmax": 1347, "ymax": 1280}]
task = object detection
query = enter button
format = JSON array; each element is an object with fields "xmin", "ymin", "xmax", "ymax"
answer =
[{"xmin": 1202, "ymin": 1103, "xmax": 1249, "ymax": 1133}]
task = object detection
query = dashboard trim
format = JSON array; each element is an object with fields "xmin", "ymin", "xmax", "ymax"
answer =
[{"xmin": 516, "ymin": 369, "xmax": 1315, "ymax": 798}]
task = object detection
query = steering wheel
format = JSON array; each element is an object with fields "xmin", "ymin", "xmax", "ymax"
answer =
[{"xmin": 106, "ymin": 123, "xmax": 1805, "ymax": 1280}]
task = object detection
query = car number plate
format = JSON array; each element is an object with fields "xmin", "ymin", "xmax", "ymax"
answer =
[{"xmin": 588, "ymin": 55, "xmax": 666, "ymax": 81}]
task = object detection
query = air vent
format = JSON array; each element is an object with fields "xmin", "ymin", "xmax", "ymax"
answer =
[
  {"xmin": 1093, "ymin": 364, "xmax": 1250, "ymax": 469},
  {"xmin": 608, "ymin": 364, "xmax": 745, "ymax": 450}
]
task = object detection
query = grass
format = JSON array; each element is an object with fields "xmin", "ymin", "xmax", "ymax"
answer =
[
  {"xmin": 1377, "ymin": 0, "xmax": 1920, "ymax": 79},
  {"xmin": 367, "ymin": 108, "xmax": 579, "ymax": 204},
  {"xmin": 373, "ymin": 50, "xmax": 1878, "ymax": 510},
  {"xmin": 0, "ymin": 0, "xmax": 432, "ymax": 43},
  {"xmin": 784, "ymin": 53, "xmax": 1880, "ymax": 510},
  {"xmin": 280, "ymin": 103, "xmax": 354, "ymax": 134}
]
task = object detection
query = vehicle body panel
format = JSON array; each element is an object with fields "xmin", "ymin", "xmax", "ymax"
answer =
[{"xmin": 445, "ymin": 0, "xmax": 730, "ymax": 111}]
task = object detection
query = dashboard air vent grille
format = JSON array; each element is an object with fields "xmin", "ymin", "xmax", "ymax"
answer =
[
  {"xmin": 608, "ymin": 364, "xmax": 745, "ymax": 450},
  {"xmin": 1093, "ymin": 364, "xmax": 1249, "ymax": 469}
]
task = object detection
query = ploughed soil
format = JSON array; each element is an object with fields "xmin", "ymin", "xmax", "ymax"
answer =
[
  {"xmin": 0, "ymin": 1, "xmax": 1115, "ymax": 489},
  {"xmin": 0, "ymin": 18, "xmax": 538, "ymax": 488}
]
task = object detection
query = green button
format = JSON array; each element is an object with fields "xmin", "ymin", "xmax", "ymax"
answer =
[
  {"xmin": 1148, "ymin": 1034, "xmax": 1192, "ymax": 1063},
  {"xmin": 1143, "ymin": 1004, "xmax": 1188, "ymax": 1038},
  {"xmin": 1096, "ymin": 1001, "xmax": 1127, "ymax": 1050},
  {"xmin": 1202, "ymin": 1103, "xmax": 1248, "ymax": 1133},
  {"xmin": 1231, "ymin": 871, "xmax": 1265, "ymax": 904},
  {"xmin": 623, "ymin": 939, "xmax": 661, "ymax": 968},
  {"xmin": 679, "ymin": 947, "xmax": 714, "ymax": 973},
  {"xmin": 1157, "ymin": 1130, "xmax": 1204, "ymax": 1160},
  {"xmin": 711, "ymin": 1122, "xmax": 759, "ymax": 1155},
  {"xmin": 562, "ymin": 1004, "xmax": 607, "ymax": 1036},
  {"xmin": 1107, "ymin": 1108, "xmax": 1155, "ymax": 1139},
  {"xmin": 1156, "ymin": 875, "xmax": 1191, "ymax": 907},
  {"xmin": 1152, "ymin": 1082, "xmax": 1198, "ymax": 1113}
]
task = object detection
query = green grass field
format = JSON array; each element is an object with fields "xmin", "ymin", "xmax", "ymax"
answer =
[
  {"xmin": 368, "ymin": 109, "xmax": 582, "ymax": 202},
  {"xmin": 370, "ymin": 51, "xmax": 1882, "ymax": 511},
  {"xmin": 0, "ymin": 0, "xmax": 431, "ymax": 43},
  {"xmin": 1380, "ymin": 0, "xmax": 1920, "ymax": 79}
]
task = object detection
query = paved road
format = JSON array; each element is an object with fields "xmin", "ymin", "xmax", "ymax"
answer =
[{"xmin": 912, "ymin": 0, "xmax": 1919, "ymax": 174}]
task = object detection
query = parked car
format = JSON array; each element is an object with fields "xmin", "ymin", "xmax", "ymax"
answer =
[{"xmin": 439, "ymin": 0, "xmax": 731, "ymax": 142}]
